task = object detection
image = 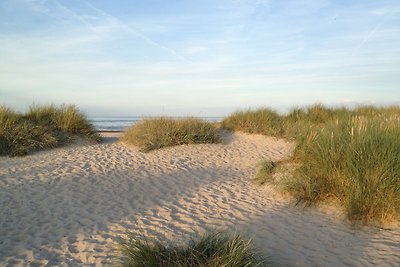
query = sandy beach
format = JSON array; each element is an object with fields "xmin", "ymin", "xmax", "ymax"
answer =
[{"xmin": 1, "ymin": 132, "xmax": 399, "ymax": 266}]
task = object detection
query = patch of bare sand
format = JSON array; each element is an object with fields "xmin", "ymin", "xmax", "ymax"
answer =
[{"xmin": 0, "ymin": 132, "xmax": 399, "ymax": 266}]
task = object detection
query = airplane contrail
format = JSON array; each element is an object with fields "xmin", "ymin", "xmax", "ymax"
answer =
[
  {"xmin": 83, "ymin": 0, "xmax": 190, "ymax": 63},
  {"xmin": 356, "ymin": 7, "xmax": 397, "ymax": 51},
  {"xmin": 52, "ymin": 0, "xmax": 93, "ymax": 28}
]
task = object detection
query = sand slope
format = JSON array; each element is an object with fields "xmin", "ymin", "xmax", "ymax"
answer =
[{"xmin": 0, "ymin": 132, "xmax": 399, "ymax": 266}]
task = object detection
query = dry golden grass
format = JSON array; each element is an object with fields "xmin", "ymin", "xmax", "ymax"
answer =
[{"xmin": 121, "ymin": 117, "xmax": 222, "ymax": 152}]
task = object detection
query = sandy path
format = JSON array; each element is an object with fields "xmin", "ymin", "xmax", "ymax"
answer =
[{"xmin": 0, "ymin": 132, "xmax": 399, "ymax": 266}]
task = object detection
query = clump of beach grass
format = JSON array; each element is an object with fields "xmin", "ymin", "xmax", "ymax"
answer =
[
  {"xmin": 221, "ymin": 108, "xmax": 283, "ymax": 136},
  {"xmin": 282, "ymin": 104, "xmax": 349, "ymax": 140},
  {"xmin": 121, "ymin": 117, "xmax": 222, "ymax": 152},
  {"xmin": 227, "ymin": 104, "xmax": 400, "ymax": 224},
  {"xmin": 24, "ymin": 104, "xmax": 100, "ymax": 139},
  {"xmin": 289, "ymin": 114, "xmax": 400, "ymax": 224},
  {"xmin": 0, "ymin": 104, "xmax": 100, "ymax": 156},
  {"xmin": 118, "ymin": 231, "xmax": 267, "ymax": 267},
  {"xmin": 253, "ymin": 160, "xmax": 277, "ymax": 185}
]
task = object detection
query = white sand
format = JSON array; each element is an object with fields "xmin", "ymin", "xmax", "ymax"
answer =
[{"xmin": 0, "ymin": 132, "xmax": 399, "ymax": 266}]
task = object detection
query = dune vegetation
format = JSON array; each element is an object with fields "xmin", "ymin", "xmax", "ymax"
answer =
[
  {"xmin": 221, "ymin": 108, "xmax": 283, "ymax": 137},
  {"xmin": 0, "ymin": 104, "xmax": 100, "ymax": 156},
  {"xmin": 223, "ymin": 104, "xmax": 400, "ymax": 224},
  {"xmin": 121, "ymin": 117, "xmax": 222, "ymax": 152},
  {"xmin": 118, "ymin": 230, "xmax": 267, "ymax": 267}
]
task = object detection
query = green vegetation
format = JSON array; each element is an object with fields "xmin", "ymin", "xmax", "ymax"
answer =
[
  {"xmin": 253, "ymin": 160, "xmax": 277, "ymax": 185},
  {"xmin": 25, "ymin": 104, "xmax": 99, "ymax": 137},
  {"xmin": 221, "ymin": 108, "xmax": 283, "ymax": 136},
  {"xmin": 121, "ymin": 117, "xmax": 222, "ymax": 152},
  {"xmin": 0, "ymin": 104, "xmax": 100, "ymax": 156},
  {"xmin": 118, "ymin": 231, "xmax": 267, "ymax": 267},
  {"xmin": 225, "ymin": 104, "xmax": 400, "ymax": 224},
  {"xmin": 291, "ymin": 114, "xmax": 400, "ymax": 224}
]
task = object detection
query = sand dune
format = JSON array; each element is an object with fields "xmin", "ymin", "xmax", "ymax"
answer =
[{"xmin": 0, "ymin": 132, "xmax": 399, "ymax": 266}]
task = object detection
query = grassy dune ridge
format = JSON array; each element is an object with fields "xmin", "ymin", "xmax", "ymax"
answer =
[
  {"xmin": 121, "ymin": 117, "xmax": 222, "ymax": 152},
  {"xmin": 221, "ymin": 108, "xmax": 283, "ymax": 136},
  {"xmin": 298, "ymin": 115, "xmax": 400, "ymax": 223},
  {"xmin": 223, "ymin": 104, "xmax": 400, "ymax": 224},
  {"xmin": 0, "ymin": 104, "xmax": 100, "ymax": 156}
]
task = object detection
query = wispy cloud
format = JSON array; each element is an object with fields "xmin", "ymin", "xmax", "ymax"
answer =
[
  {"xmin": 356, "ymin": 6, "xmax": 399, "ymax": 51},
  {"xmin": 185, "ymin": 46, "xmax": 208, "ymax": 55},
  {"xmin": 82, "ymin": 1, "xmax": 190, "ymax": 62},
  {"xmin": 1, "ymin": 0, "xmax": 399, "ymax": 115},
  {"xmin": 18, "ymin": 0, "xmax": 190, "ymax": 62}
]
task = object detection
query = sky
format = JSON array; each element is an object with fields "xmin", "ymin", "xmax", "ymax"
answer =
[{"xmin": 1, "ymin": 0, "xmax": 400, "ymax": 117}]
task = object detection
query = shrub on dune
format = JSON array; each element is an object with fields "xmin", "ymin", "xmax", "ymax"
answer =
[
  {"xmin": 121, "ymin": 117, "xmax": 222, "ymax": 152},
  {"xmin": 118, "ymin": 231, "xmax": 267, "ymax": 267}
]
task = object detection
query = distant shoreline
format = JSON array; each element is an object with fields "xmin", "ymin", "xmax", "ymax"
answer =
[
  {"xmin": 90, "ymin": 116, "xmax": 223, "ymax": 132},
  {"xmin": 96, "ymin": 130, "xmax": 123, "ymax": 133}
]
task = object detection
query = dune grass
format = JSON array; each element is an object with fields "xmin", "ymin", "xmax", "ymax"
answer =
[
  {"xmin": 121, "ymin": 117, "xmax": 222, "ymax": 152},
  {"xmin": 220, "ymin": 108, "xmax": 283, "ymax": 136},
  {"xmin": 118, "ymin": 231, "xmax": 267, "ymax": 267},
  {"xmin": 24, "ymin": 104, "xmax": 100, "ymax": 138},
  {"xmin": 253, "ymin": 160, "xmax": 277, "ymax": 185},
  {"xmin": 226, "ymin": 104, "xmax": 400, "ymax": 224},
  {"xmin": 290, "ymin": 114, "xmax": 400, "ymax": 223},
  {"xmin": 0, "ymin": 104, "xmax": 100, "ymax": 156}
]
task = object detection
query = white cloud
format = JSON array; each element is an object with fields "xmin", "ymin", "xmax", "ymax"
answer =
[
  {"xmin": 82, "ymin": 1, "xmax": 190, "ymax": 62},
  {"xmin": 185, "ymin": 46, "xmax": 208, "ymax": 55},
  {"xmin": 1, "ymin": 0, "xmax": 399, "ymax": 115},
  {"xmin": 371, "ymin": 7, "xmax": 392, "ymax": 16}
]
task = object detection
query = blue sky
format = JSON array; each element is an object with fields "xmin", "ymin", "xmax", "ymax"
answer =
[{"xmin": 1, "ymin": 0, "xmax": 399, "ymax": 116}]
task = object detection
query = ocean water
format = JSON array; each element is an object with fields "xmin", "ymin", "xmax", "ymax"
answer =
[{"xmin": 90, "ymin": 116, "xmax": 223, "ymax": 132}]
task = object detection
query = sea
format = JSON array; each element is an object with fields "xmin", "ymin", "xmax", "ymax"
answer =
[{"xmin": 89, "ymin": 116, "xmax": 224, "ymax": 132}]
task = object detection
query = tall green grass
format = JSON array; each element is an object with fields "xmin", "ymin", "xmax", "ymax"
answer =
[
  {"xmin": 121, "ymin": 117, "xmax": 222, "ymax": 152},
  {"xmin": 0, "ymin": 106, "xmax": 18, "ymax": 155},
  {"xmin": 290, "ymin": 114, "xmax": 400, "ymax": 223},
  {"xmin": 226, "ymin": 104, "xmax": 400, "ymax": 224},
  {"xmin": 118, "ymin": 231, "xmax": 267, "ymax": 267},
  {"xmin": 0, "ymin": 104, "xmax": 100, "ymax": 156},
  {"xmin": 25, "ymin": 104, "xmax": 99, "ymax": 138},
  {"xmin": 283, "ymin": 105, "xmax": 351, "ymax": 140}
]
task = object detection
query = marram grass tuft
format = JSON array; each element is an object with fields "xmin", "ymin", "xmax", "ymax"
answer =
[{"xmin": 121, "ymin": 117, "xmax": 222, "ymax": 152}]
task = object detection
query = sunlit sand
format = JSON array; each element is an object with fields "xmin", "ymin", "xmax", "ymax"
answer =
[{"xmin": 1, "ymin": 132, "xmax": 399, "ymax": 266}]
